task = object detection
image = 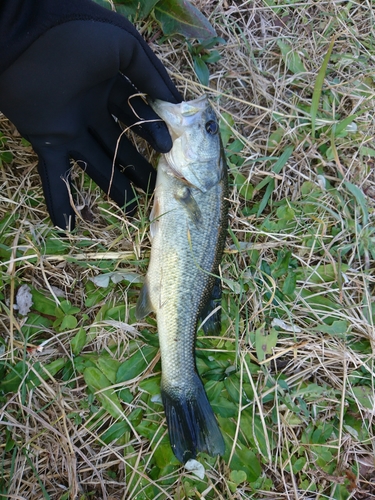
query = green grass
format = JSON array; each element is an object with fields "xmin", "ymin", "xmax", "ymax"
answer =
[{"xmin": 1, "ymin": 0, "xmax": 375, "ymax": 498}]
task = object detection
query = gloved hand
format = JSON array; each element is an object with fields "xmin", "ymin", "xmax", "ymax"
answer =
[{"xmin": 0, "ymin": 0, "xmax": 181, "ymax": 229}]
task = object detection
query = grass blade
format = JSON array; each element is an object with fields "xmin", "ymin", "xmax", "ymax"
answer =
[
  {"xmin": 257, "ymin": 146, "xmax": 294, "ymax": 216},
  {"xmin": 311, "ymin": 37, "xmax": 335, "ymax": 138},
  {"xmin": 344, "ymin": 181, "xmax": 368, "ymax": 225}
]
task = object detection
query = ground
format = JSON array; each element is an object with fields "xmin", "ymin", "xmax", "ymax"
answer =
[{"xmin": 1, "ymin": 1, "xmax": 375, "ymax": 499}]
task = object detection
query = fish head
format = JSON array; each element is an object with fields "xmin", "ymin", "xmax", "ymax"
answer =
[{"xmin": 150, "ymin": 95, "xmax": 223, "ymax": 192}]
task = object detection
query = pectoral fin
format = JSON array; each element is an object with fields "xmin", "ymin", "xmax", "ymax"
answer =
[
  {"xmin": 135, "ymin": 278, "xmax": 154, "ymax": 319},
  {"xmin": 174, "ymin": 187, "xmax": 202, "ymax": 225}
]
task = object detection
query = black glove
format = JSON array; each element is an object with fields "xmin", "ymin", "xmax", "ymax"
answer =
[{"xmin": 0, "ymin": 0, "xmax": 181, "ymax": 229}]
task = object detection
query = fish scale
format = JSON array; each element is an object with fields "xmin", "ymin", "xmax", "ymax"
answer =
[
  {"xmin": 155, "ymin": 166, "xmax": 222, "ymax": 383},
  {"xmin": 136, "ymin": 95, "xmax": 228, "ymax": 463}
]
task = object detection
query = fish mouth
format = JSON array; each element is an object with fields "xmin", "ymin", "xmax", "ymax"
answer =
[
  {"xmin": 148, "ymin": 95, "xmax": 209, "ymax": 143},
  {"xmin": 179, "ymin": 95, "xmax": 209, "ymax": 116},
  {"xmin": 148, "ymin": 95, "xmax": 209, "ymax": 122}
]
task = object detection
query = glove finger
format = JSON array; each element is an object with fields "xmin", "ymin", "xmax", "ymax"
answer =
[
  {"xmin": 118, "ymin": 29, "xmax": 182, "ymax": 104},
  {"xmin": 88, "ymin": 115, "xmax": 157, "ymax": 193},
  {"xmin": 109, "ymin": 74, "xmax": 172, "ymax": 153},
  {"xmin": 36, "ymin": 148, "xmax": 75, "ymax": 230},
  {"xmin": 69, "ymin": 132, "xmax": 155, "ymax": 215}
]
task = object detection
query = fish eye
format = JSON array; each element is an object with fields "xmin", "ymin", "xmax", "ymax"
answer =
[{"xmin": 205, "ymin": 120, "xmax": 218, "ymax": 135}]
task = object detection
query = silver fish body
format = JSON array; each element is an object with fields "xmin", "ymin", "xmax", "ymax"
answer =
[{"xmin": 136, "ymin": 95, "xmax": 227, "ymax": 463}]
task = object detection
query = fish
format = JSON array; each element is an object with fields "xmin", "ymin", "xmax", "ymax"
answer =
[{"xmin": 135, "ymin": 95, "xmax": 228, "ymax": 463}]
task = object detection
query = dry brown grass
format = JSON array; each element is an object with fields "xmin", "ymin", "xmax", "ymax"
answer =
[{"xmin": 1, "ymin": 1, "xmax": 375, "ymax": 499}]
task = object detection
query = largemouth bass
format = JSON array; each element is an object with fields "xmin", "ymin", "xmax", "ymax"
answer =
[{"xmin": 136, "ymin": 95, "xmax": 227, "ymax": 463}]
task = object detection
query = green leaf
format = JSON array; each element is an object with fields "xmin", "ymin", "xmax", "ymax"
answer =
[
  {"xmin": 153, "ymin": 440, "xmax": 177, "ymax": 468},
  {"xmin": 4, "ymin": 437, "xmax": 15, "ymax": 453},
  {"xmin": 300, "ymin": 290, "xmax": 340, "ymax": 313},
  {"xmin": 296, "ymin": 263, "xmax": 349, "ymax": 284},
  {"xmin": 115, "ymin": 0, "xmax": 159, "ymax": 20},
  {"xmin": 139, "ymin": 329, "xmax": 160, "ymax": 347},
  {"xmin": 267, "ymin": 127, "xmax": 284, "ymax": 149},
  {"xmin": 311, "ymin": 445, "xmax": 333, "ymax": 468},
  {"xmin": 85, "ymin": 282, "xmax": 112, "ymax": 307},
  {"xmin": 224, "ymin": 376, "xmax": 241, "ymax": 404},
  {"xmin": 21, "ymin": 313, "xmax": 52, "ymax": 337},
  {"xmin": 104, "ymin": 304, "xmax": 126, "ymax": 322},
  {"xmin": 71, "ymin": 328, "xmax": 87, "ymax": 355},
  {"xmin": 90, "ymin": 271, "xmax": 143, "ymax": 288},
  {"xmin": 0, "ymin": 362, "xmax": 26, "ymax": 393},
  {"xmin": 43, "ymin": 237, "xmax": 70, "ymax": 255},
  {"xmin": 193, "ymin": 56, "xmax": 210, "ymax": 85},
  {"xmin": 276, "ymin": 205, "xmax": 295, "ymax": 222},
  {"xmin": 241, "ymin": 413, "xmax": 271, "ymax": 458},
  {"xmin": 352, "ymin": 386, "xmax": 374, "ymax": 410},
  {"xmin": 97, "ymin": 356, "xmax": 121, "ymax": 384},
  {"xmin": 154, "ymin": 0, "xmax": 216, "ymax": 40},
  {"xmin": 116, "ymin": 346, "xmax": 158, "ymax": 383},
  {"xmin": 203, "ymin": 49, "xmax": 221, "ymax": 63},
  {"xmin": 282, "ymin": 271, "xmax": 297, "ymax": 296},
  {"xmin": 277, "ymin": 40, "xmax": 306, "ymax": 74},
  {"xmin": 199, "ymin": 36, "xmax": 226, "ymax": 49},
  {"xmin": 315, "ymin": 320, "xmax": 348, "ymax": 336},
  {"xmin": 0, "ymin": 151, "xmax": 13, "ymax": 163},
  {"xmin": 31, "ymin": 289, "xmax": 57, "ymax": 317},
  {"xmin": 44, "ymin": 358, "xmax": 67, "ymax": 378},
  {"xmin": 0, "ymin": 359, "xmax": 66, "ymax": 394},
  {"xmin": 301, "ymin": 180, "xmax": 318, "ymax": 196},
  {"xmin": 257, "ymin": 178, "xmax": 275, "ymax": 217},
  {"xmin": 229, "ymin": 470, "xmax": 247, "ymax": 486},
  {"xmin": 211, "ymin": 396, "xmax": 237, "ymax": 418},
  {"xmin": 83, "ymin": 367, "xmax": 123, "ymax": 419},
  {"xmin": 331, "ymin": 483, "xmax": 351, "ymax": 500},
  {"xmin": 220, "ymin": 112, "xmax": 235, "ymax": 147},
  {"xmin": 255, "ymin": 325, "xmax": 278, "ymax": 362},
  {"xmin": 59, "ymin": 315, "xmax": 78, "ymax": 331},
  {"xmin": 292, "ymin": 457, "xmax": 306, "ymax": 473},
  {"xmin": 73, "ymin": 355, "xmax": 97, "ymax": 373},
  {"xmin": 58, "ymin": 300, "xmax": 80, "ymax": 315},
  {"xmin": 230, "ymin": 446, "xmax": 261, "ymax": 482},
  {"xmin": 344, "ymin": 181, "xmax": 368, "ymax": 225},
  {"xmin": 118, "ymin": 388, "xmax": 133, "ymax": 403},
  {"xmin": 272, "ymin": 145, "xmax": 295, "ymax": 176},
  {"xmin": 205, "ymin": 379, "xmax": 226, "ymax": 402},
  {"xmin": 101, "ymin": 421, "xmax": 130, "ymax": 444},
  {"xmin": 139, "ymin": 375, "xmax": 161, "ymax": 396},
  {"xmin": 360, "ymin": 146, "xmax": 375, "ymax": 157},
  {"xmin": 311, "ymin": 37, "xmax": 335, "ymax": 138},
  {"xmin": 135, "ymin": 420, "xmax": 159, "ymax": 441},
  {"xmin": 333, "ymin": 113, "xmax": 359, "ymax": 137},
  {"xmin": 233, "ymin": 172, "xmax": 254, "ymax": 201},
  {"xmin": 227, "ymin": 139, "xmax": 244, "ymax": 153}
]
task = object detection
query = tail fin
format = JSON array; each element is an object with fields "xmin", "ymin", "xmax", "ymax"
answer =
[{"xmin": 161, "ymin": 373, "xmax": 225, "ymax": 463}]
